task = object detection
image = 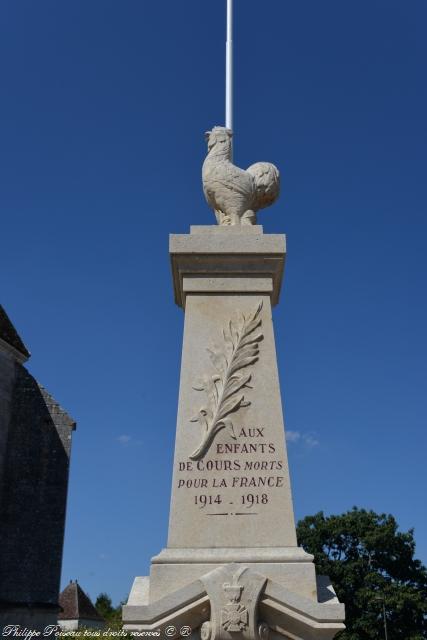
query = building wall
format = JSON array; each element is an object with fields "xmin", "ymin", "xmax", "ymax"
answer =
[
  {"xmin": 0, "ymin": 363, "xmax": 75, "ymax": 614},
  {"xmin": 59, "ymin": 619, "xmax": 105, "ymax": 631},
  {"xmin": 0, "ymin": 349, "xmax": 17, "ymax": 509},
  {"xmin": 58, "ymin": 620, "xmax": 79, "ymax": 631},
  {"xmin": 0, "ymin": 607, "xmax": 58, "ymax": 633}
]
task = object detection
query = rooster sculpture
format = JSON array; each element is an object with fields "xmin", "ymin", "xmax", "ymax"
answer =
[{"xmin": 202, "ymin": 127, "xmax": 280, "ymax": 225}]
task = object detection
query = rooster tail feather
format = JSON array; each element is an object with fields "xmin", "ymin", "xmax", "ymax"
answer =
[{"xmin": 246, "ymin": 161, "xmax": 280, "ymax": 210}]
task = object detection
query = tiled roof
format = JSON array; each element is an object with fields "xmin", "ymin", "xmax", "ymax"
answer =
[
  {"xmin": 0, "ymin": 305, "xmax": 30, "ymax": 359},
  {"xmin": 58, "ymin": 582, "xmax": 105, "ymax": 621}
]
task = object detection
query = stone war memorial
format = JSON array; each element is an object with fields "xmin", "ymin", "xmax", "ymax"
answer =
[{"xmin": 123, "ymin": 4, "xmax": 345, "ymax": 638}]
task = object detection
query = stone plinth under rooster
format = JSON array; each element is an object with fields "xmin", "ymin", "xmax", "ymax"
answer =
[{"xmin": 123, "ymin": 226, "xmax": 345, "ymax": 639}]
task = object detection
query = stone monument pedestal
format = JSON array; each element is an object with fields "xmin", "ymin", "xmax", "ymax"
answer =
[{"xmin": 123, "ymin": 226, "xmax": 345, "ymax": 639}]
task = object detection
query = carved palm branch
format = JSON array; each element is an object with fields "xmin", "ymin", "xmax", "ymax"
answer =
[{"xmin": 189, "ymin": 301, "xmax": 263, "ymax": 460}]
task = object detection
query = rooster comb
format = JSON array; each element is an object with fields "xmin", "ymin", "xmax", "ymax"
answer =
[{"xmin": 205, "ymin": 126, "xmax": 233, "ymax": 141}]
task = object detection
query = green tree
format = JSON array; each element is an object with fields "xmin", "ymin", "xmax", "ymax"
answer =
[
  {"xmin": 95, "ymin": 593, "xmax": 126, "ymax": 629},
  {"xmin": 95, "ymin": 592, "xmax": 114, "ymax": 619},
  {"xmin": 107, "ymin": 599, "xmax": 127, "ymax": 628},
  {"xmin": 297, "ymin": 508, "xmax": 427, "ymax": 639}
]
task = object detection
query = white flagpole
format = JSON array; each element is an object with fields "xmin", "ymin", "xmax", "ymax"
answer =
[{"xmin": 226, "ymin": 0, "xmax": 233, "ymax": 132}]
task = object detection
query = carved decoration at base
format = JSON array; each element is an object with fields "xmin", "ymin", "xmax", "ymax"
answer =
[
  {"xmin": 200, "ymin": 564, "xmax": 267, "ymax": 640},
  {"xmin": 201, "ymin": 621, "xmax": 212, "ymax": 640},
  {"xmin": 221, "ymin": 567, "xmax": 249, "ymax": 632}
]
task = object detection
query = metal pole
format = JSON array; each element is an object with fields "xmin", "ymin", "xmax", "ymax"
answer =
[
  {"xmin": 226, "ymin": 0, "xmax": 233, "ymax": 131},
  {"xmin": 382, "ymin": 601, "xmax": 388, "ymax": 640}
]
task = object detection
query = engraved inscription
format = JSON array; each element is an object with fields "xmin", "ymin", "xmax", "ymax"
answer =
[{"xmin": 177, "ymin": 423, "xmax": 286, "ymax": 516}]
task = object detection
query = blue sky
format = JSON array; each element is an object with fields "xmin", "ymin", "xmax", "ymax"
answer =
[{"xmin": 1, "ymin": 0, "xmax": 426, "ymax": 606}]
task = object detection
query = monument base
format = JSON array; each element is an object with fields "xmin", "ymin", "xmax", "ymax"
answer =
[
  {"xmin": 123, "ymin": 558, "xmax": 345, "ymax": 639},
  {"xmin": 149, "ymin": 548, "xmax": 318, "ymax": 602}
]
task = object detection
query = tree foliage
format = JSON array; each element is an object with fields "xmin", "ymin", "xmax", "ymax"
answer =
[
  {"xmin": 95, "ymin": 593, "xmax": 114, "ymax": 619},
  {"xmin": 297, "ymin": 508, "xmax": 427, "ymax": 639},
  {"xmin": 95, "ymin": 592, "xmax": 124, "ymax": 628}
]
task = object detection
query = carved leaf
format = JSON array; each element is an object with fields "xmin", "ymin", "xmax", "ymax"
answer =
[
  {"xmin": 223, "ymin": 327, "xmax": 234, "ymax": 347},
  {"xmin": 222, "ymin": 373, "xmax": 252, "ymax": 402},
  {"xmin": 205, "ymin": 376, "xmax": 220, "ymax": 407},
  {"xmin": 217, "ymin": 394, "xmax": 246, "ymax": 421},
  {"xmin": 229, "ymin": 321, "xmax": 239, "ymax": 346},
  {"xmin": 229, "ymin": 356, "xmax": 259, "ymax": 377},
  {"xmin": 239, "ymin": 333, "xmax": 263, "ymax": 349},
  {"xmin": 190, "ymin": 409, "xmax": 209, "ymax": 434},
  {"xmin": 189, "ymin": 420, "xmax": 228, "ymax": 461},
  {"xmin": 189, "ymin": 301, "xmax": 264, "ymax": 460},
  {"xmin": 207, "ymin": 349, "xmax": 227, "ymax": 374},
  {"xmin": 232, "ymin": 345, "xmax": 259, "ymax": 364},
  {"xmin": 221, "ymin": 418, "xmax": 237, "ymax": 440}
]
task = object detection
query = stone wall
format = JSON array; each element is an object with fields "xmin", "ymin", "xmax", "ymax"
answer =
[
  {"xmin": 0, "ymin": 350, "xmax": 16, "ymax": 509},
  {"xmin": 0, "ymin": 362, "xmax": 75, "ymax": 626}
]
